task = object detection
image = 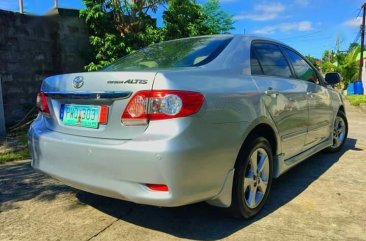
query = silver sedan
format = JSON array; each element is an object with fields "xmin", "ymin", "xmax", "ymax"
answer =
[{"xmin": 28, "ymin": 35, "xmax": 348, "ymax": 218}]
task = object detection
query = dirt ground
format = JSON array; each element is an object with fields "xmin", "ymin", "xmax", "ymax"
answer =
[{"xmin": 1, "ymin": 102, "xmax": 366, "ymax": 241}]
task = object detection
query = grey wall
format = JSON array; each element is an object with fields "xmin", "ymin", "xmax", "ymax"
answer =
[{"xmin": 0, "ymin": 8, "xmax": 90, "ymax": 127}]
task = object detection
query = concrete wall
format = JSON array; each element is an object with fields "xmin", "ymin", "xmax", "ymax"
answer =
[{"xmin": 0, "ymin": 8, "xmax": 90, "ymax": 126}]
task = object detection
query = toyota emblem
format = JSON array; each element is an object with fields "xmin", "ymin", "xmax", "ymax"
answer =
[{"xmin": 73, "ymin": 76, "xmax": 84, "ymax": 89}]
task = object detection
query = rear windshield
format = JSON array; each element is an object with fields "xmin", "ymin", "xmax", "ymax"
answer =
[{"xmin": 103, "ymin": 36, "xmax": 233, "ymax": 71}]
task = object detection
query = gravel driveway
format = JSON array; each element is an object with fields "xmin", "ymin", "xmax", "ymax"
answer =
[{"xmin": 1, "ymin": 102, "xmax": 366, "ymax": 241}]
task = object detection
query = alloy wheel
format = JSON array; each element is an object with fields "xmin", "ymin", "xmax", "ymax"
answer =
[
  {"xmin": 331, "ymin": 116, "xmax": 346, "ymax": 149},
  {"xmin": 243, "ymin": 148, "xmax": 270, "ymax": 209}
]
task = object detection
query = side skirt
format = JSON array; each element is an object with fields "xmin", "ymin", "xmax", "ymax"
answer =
[{"xmin": 275, "ymin": 137, "xmax": 332, "ymax": 177}]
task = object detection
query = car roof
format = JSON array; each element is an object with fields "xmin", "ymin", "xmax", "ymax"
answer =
[{"xmin": 185, "ymin": 34, "xmax": 289, "ymax": 47}]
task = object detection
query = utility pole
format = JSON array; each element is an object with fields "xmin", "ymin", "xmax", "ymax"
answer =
[
  {"xmin": 54, "ymin": 0, "xmax": 58, "ymax": 8},
  {"xmin": 18, "ymin": 0, "xmax": 24, "ymax": 14},
  {"xmin": 359, "ymin": 3, "xmax": 366, "ymax": 80}
]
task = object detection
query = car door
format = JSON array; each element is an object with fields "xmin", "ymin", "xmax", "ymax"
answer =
[
  {"xmin": 251, "ymin": 42, "xmax": 309, "ymax": 159},
  {"xmin": 281, "ymin": 47, "xmax": 333, "ymax": 149}
]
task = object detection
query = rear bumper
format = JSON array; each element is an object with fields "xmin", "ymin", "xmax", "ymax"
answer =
[{"xmin": 29, "ymin": 116, "xmax": 244, "ymax": 207}]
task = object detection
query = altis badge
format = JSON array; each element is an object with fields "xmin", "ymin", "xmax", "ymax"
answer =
[{"xmin": 107, "ymin": 79, "xmax": 148, "ymax": 84}]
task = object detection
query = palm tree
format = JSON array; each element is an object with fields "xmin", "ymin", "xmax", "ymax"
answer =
[{"xmin": 336, "ymin": 46, "xmax": 360, "ymax": 87}]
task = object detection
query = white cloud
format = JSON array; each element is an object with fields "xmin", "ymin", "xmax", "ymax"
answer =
[
  {"xmin": 234, "ymin": 2, "xmax": 285, "ymax": 21},
  {"xmin": 253, "ymin": 26, "xmax": 277, "ymax": 34},
  {"xmin": 253, "ymin": 2, "xmax": 285, "ymax": 13},
  {"xmin": 343, "ymin": 17, "xmax": 362, "ymax": 27},
  {"xmin": 253, "ymin": 21, "xmax": 313, "ymax": 34}
]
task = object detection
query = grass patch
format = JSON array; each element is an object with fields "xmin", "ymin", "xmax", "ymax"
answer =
[
  {"xmin": 345, "ymin": 95, "xmax": 366, "ymax": 106},
  {"xmin": 0, "ymin": 148, "xmax": 30, "ymax": 164},
  {"xmin": 0, "ymin": 129, "xmax": 30, "ymax": 164}
]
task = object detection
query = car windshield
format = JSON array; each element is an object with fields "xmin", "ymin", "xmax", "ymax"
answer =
[{"xmin": 103, "ymin": 36, "xmax": 233, "ymax": 71}]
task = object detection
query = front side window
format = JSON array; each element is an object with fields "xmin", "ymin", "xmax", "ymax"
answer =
[
  {"xmin": 283, "ymin": 48, "xmax": 319, "ymax": 84},
  {"xmin": 103, "ymin": 36, "xmax": 233, "ymax": 71},
  {"xmin": 251, "ymin": 43, "xmax": 292, "ymax": 78}
]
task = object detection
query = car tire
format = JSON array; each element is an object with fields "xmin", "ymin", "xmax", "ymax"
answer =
[
  {"xmin": 229, "ymin": 136, "xmax": 273, "ymax": 219},
  {"xmin": 325, "ymin": 111, "xmax": 348, "ymax": 153}
]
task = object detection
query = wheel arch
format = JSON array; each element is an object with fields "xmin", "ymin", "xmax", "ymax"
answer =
[
  {"xmin": 234, "ymin": 120, "xmax": 281, "ymax": 173},
  {"xmin": 239, "ymin": 121, "xmax": 280, "ymax": 160},
  {"xmin": 339, "ymin": 105, "xmax": 345, "ymax": 114},
  {"xmin": 207, "ymin": 119, "xmax": 281, "ymax": 208}
]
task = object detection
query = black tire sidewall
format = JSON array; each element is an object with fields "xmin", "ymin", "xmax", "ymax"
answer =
[{"xmin": 230, "ymin": 136, "xmax": 273, "ymax": 218}]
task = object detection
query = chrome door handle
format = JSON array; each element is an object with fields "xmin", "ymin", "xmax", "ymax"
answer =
[{"xmin": 265, "ymin": 89, "xmax": 280, "ymax": 96}]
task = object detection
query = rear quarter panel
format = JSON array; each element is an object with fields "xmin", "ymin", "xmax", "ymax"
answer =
[{"xmin": 151, "ymin": 67, "xmax": 279, "ymax": 191}]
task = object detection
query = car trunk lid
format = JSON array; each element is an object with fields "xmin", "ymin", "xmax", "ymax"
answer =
[{"xmin": 41, "ymin": 71, "xmax": 156, "ymax": 140}]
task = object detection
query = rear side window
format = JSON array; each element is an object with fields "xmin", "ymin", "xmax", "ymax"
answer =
[
  {"xmin": 250, "ymin": 50, "xmax": 263, "ymax": 75},
  {"xmin": 283, "ymin": 48, "xmax": 319, "ymax": 84},
  {"xmin": 251, "ymin": 43, "xmax": 292, "ymax": 78}
]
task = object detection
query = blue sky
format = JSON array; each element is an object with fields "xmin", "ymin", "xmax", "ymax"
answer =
[{"xmin": 0, "ymin": 0, "xmax": 364, "ymax": 58}]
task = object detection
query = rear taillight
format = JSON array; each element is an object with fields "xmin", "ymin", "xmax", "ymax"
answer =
[
  {"xmin": 146, "ymin": 184, "xmax": 169, "ymax": 192},
  {"xmin": 122, "ymin": 90, "xmax": 204, "ymax": 125},
  {"xmin": 36, "ymin": 92, "xmax": 50, "ymax": 114}
]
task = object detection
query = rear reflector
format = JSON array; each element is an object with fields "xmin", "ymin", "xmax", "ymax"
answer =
[
  {"xmin": 99, "ymin": 105, "xmax": 109, "ymax": 124},
  {"xmin": 146, "ymin": 184, "xmax": 169, "ymax": 192},
  {"xmin": 122, "ymin": 90, "xmax": 204, "ymax": 125},
  {"xmin": 37, "ymin": 92, "xmax": 50, "ymax": 114}
]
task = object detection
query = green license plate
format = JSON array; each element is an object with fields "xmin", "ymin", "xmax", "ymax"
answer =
[{"xmin": 62, "ymin": 104, "xmax": 100, "ymax": 129}]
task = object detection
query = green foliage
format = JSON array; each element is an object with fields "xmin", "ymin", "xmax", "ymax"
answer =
[
  {"xmin": 335, "ymin": 46, "xmax": 360, "ymax": 86},
  {"xmin": 320, "ymin": 50, "xmax": 336, "ymax": 73},
  {"xmin": 162, "ymin": 0, "xmax": 234, "ymax": 40},
  {"xmin": 305, "ymin": 54, "xmax": 320, "ymax": 70},
  {"xmin": 348, "ymin": 42, "xmax": 360, "ymax": 52},
  {"xmin": 80, "ymin": 1, "xmax": 116, "ymax": 70},
  {"xmin": 81, "ymin": 0, "xmax": 234, "ymax": 70},
  {"xmin": 0, "ymin": 130, "xmax": 30, "ymax": 164},
  {"xmin": 345, "ymin": 95, "xmax": 366, "ymax": 106},
  {"xmin": 202, "ymin": 0, "xmax": 234, "ymax": 34},
  {"xmin": 320, "ymin": 45, "xmax": 360, "ymax": 88},
  {"xmin": 0, "ymin": 149, "xmax": 30, "ymax": 164},
  {"xmin": 80, "ymin": 0, "xmax": 165, "ymax": 71},
  {"xmin": 321, "ymin": 60, "xmax": 335, "ymax": 73},
  {"xmin": 162, "ymin": 0, "xmax": 208, "ymax": 40}
]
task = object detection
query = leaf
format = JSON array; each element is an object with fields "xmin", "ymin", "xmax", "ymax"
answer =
[{"xmin": 81, "ymin": 0, "xmax": 232, "ymax": 71}]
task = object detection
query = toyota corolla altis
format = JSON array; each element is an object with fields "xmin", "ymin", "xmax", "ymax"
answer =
[{"xmin": 29, "ymin": 35, "xmax": 347, "ymax": 218}]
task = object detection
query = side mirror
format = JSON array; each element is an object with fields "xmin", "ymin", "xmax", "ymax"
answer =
[{"xmin": 325, "ymin": 72, "xmax": 342, "ymax": 86}]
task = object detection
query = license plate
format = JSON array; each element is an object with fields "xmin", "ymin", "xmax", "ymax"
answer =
[{"xmin": 61, "ymin": 104, "xmax": 101, "ymax": 129}]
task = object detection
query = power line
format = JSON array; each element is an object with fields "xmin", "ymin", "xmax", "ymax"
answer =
[
  {"xmin": 353, "ymin": 31, "xmax": 361, "ymax": 43},
  {"xmin": 347, "ymin": 6, "xmax": 363, "ymax": 47},
  {"xmin": 352, "ymin": 6, "xmax": 363, "ymax": 44},
  {"xmin": 356, "ymin": 7, "xmax": 363, "ymax": 18}
]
